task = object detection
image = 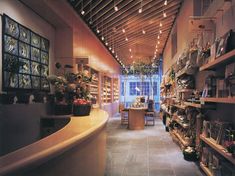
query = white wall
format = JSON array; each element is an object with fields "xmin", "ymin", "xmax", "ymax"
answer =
[{"xmin": 0, "ymin": 0, "xmax": 56, "ymax": 93}]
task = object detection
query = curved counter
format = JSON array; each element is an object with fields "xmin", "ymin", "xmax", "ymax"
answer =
[{"xmin": 0, "ymin": 109, "xmax": 108, "ymax": 176}]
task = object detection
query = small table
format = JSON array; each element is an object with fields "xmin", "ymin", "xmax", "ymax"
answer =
[{"xmin": 128, "ymin": 107, "xmax": 147, "ymax": 130}]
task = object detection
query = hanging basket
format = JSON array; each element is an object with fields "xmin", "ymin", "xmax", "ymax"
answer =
[{"xmin": 73, "ymin": 104, "xmax": 91, "ymax": 116}]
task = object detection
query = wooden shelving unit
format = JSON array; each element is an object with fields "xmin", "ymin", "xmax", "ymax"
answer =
[
  {"xmin": 200, "ymin": 135, "xmax": 235, "ymax": 165},
  {"xmin": 113, "ymin": 78, "xmax": 119, "ymax": 102},
  {"xmin": 170, "ymin": 130, "xmax": 189, "ymax": 148},
  {"xmin": 173, "ymin": 115, "xmax": 190, "ymax": 129},
  {"xmin": 101, "ymin": 75, "xmax": 112, "ymax": 103},
  {"xmin": 200, "ymin": 162, "xmax": 213, "ymax": 176},
  {"xmin": 200, "ymin": 97, "xmax": 235, "ymax": 104},
  {"xmin": 199, "ymin": 49, "xmax": 235, "ymax": 71},
  {"xmin": 83, "ymin": 66, "xmax": 99, "ymax": 103}
]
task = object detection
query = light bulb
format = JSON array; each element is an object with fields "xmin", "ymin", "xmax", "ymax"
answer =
[
  {"xmin": 125, "ymin": 37, "xmax": 128, "ymax": 41},
  {"xmin": 157, "ymin": 35, "xmax": 160, "ymax": 39},
  {"xmin": 97, "ymin": 29, "xmax": 100, "ymax": 33},
  {"xmin": 129, "ymin": 48, "xmax": 132, "ymax": 52},
  {"xmin": 101, "ymin": 36, "xmax": 105, "ymax": 41},
  {"xmin": 114, "ymin": 6, "xmax": 118, "ymax": 11},
  {"xmin": 158, "ymin": 41, "xmax": 160, "ymax": 44},
  {"xmin": 142, "ymin": 30, "xmax": 146, "ymax": 34},
  {"xmin": 156, "ymin": 45, "xmax": 158, "ymax": 48},
  {"xmin": 112, "ymin": 50, "xmax": 114, "ymax": 53},
  {"xmin": 160, "ymin": 30, "xmax": 162, "ymax": 34},
  {"xmin": 105, "ymin": 42, "xmax": 108, "ymax": 46},
  {"xmin": 122, "ymin": 29, "xmax": 125, "ymax": 33},
  {"xmin": 138, "ymin": 8, "xmax": 142, "ymax": 13},
  {"xmin": 164, "ymin": 0, "xmax": 167, "ymax": 6},
  {"xmin": 81, "ymin": 10, "xmax": 85, "ymax": 15},
  {"xmin": 163, "ymin": 12, "xmax": 167, "ymax": 18},
  {"xmin": 160, "ymin": 22, "xmax": 162, "ymax": 27},
  {"xmin": 131, "ymin": 55, "xmax": 133, "ymax": 58}
]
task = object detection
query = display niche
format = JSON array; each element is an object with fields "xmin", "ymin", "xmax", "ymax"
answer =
[{"xmin": 2, "ymin": 14, "xmax": 50, "ymax": 92}]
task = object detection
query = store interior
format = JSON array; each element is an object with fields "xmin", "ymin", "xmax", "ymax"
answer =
[{"xmin": 0, "ymin": 0, "xmax": 235, "ymax": 176}]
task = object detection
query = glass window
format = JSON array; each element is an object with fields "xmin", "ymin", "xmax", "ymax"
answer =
[
  {"xmin": 153, "ymin": 82, "xmax": 158, "ymax": 95},
  {"xmin": 129, "ymin": 82, "xmax": 136, "ymax": 95},
  {"xmin": 121, "ymin": 82, "xmax": 124, "ymax": 96}
]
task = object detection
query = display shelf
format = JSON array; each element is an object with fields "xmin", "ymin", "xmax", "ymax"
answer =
[
  {"xmin": 178, "ymin": 89, "xmax": 194, "ymax": 93},
  {"xmin": 101, "ymin": 75, "xmax": 112, "ymax": 103},
  {"xmin": 172, "ymin": 104, "xmax": 186, "ymax": 110},
  {"xmin": 200, "ymin": 162, "xmax": 213, "ymax": 176},
  {"xmin": 170, "ymin": 130, "xmax": 189, "ymax": 147},
  {"xmin": 176, "ymin": 67, "xmax": 197, "ymax": 78},
  {"xmin": 173, "ymin": 116, "xmax": 190, "ymax": 129},
  {"xmin": 200, "ymin": 135, "xmax": 235, "ymax": 165},
  {"xmin": 113, "ymin": 78, "xmax": 119, "ymax": 101},
  {"xmin": 200, "ymin": 97, "xmax": 235, "ymax": 104},
  {"xmin": 199, "ymin": 49, "xmax": 235, "ymax": 71},
  {"xmin": 184, "ymin": 101, "xmax": 216, "ymax": 109}
]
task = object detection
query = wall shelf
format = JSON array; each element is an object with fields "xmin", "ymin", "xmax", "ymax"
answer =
[
  {"xmin": 170, "ymin": 130, "xmax": 189, "ymax": 147},
  {"xmin": 178, "ymin": 89, "xmax": 194, "ymax": 93},
  {"xmin": 200, "ymin": 97, "xmax": 235, "ymax": 104},
  {"xmin": 172, "ymin": 104, "xmax": 186, "ymax": 110},
  {"xmin": 200, "ymin": 162, "xmax": 213, "ymax": 176},
  {"xmin": 200, "ymin": 135, "xmax": 235, "ymax": 165},
  {"xmin": 173, "ymin": 115, "xmax": 190, "ymax": 129},
  {"xmin": 184, "ymin": 101, "xmax": 216, "ymax": 109},
  {"xmin": 199, "ymin": 49, "xmax": 235, "ymax": 71}
]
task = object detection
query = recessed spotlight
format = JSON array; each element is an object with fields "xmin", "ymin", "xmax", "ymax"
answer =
[
  {"xmin": 97, "ymin": 29, "xmax": 100, "ymax": 33},
  {"xmin": 160, "ymin": 22, "xmax": 162, "ymax": 27},
  {"xmin": 163, "ymin": 11, "xmax": 167, "ymax": 18},
  {"xmin": 157, "ymin": 35, "xmax": 160, "ymax": 39},
  {"xmin": 156, "ymin": 45, "xmax": 158, "ymax": 48},
  {"xmin": 142, "ymin": 30, "xmax": 146, "ymax": 34},
  {"xmin": 114, "ymin": 6, "xmax": 118, "ymax": 11},
  {"xmin": 81, "ymin": 10, "xmax": 85, "ymax": 15},
  {"xmin": 159, "ymin": 30, "xmax": 162, "ymax": 34},
  {"xmin": 125, "ymin": 37, "xmax": 128, "ymax": 41},
  {"xmin": 109, "ymin": 47, "xmax": 112, "ymax": 50},
  {"xmin": 105, "ymin": 42, "xmax": 108, "ymax": 46},
  {"xmin": 112, "ymin": 50, "xmax": 114, "ymax": 53},
  {"xmin": 164, "ymin": 0, "xmax": 168, "ymax": 6},
  {"xmin": 101, "ymin": 36, "xmax": 105, "ymax": 41},
  {"xmin": 138, "ymin": 8, "xmax": 142, "ymax": 13},
  {"xmin": 122, "ymin": 28, "xmax": 125, "ymax": 33},
  {"xmin": 129, "ymin": 48, "xmax": 132, "ymax": 52},
  {"xmin": 158, "ymin": 41, "xmax": 160, "ymax": 44}
]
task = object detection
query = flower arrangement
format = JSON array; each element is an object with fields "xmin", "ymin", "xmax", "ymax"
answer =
[{"xmin": 47, "ymin": 62, "xmax": 93, "ymax": 104}]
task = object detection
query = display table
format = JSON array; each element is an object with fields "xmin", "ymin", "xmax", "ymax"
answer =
[
  {"xmin": 128, "ymin": 107, "xmax": 147, "ymax": 130},
  {"xmin": 0, "ymin": 109, "xmax": 108, "ymax": 176}
]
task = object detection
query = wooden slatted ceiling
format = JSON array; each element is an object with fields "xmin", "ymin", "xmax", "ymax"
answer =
[{"xmin": 68, "ymin": 0, "xmax": 183, "ymax": 67}]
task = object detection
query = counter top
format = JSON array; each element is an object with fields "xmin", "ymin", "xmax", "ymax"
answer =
[{"xmin": 0, "ymin": 109, "xmax": 109, "ymax": 175}]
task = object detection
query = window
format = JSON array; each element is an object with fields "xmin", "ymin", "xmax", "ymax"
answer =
[
  {"xmin": 153, "ymin": 82, "xmax": 158, "ymax": 96},
  {"xmin": 142, "ymin": 82, "xmax": 149, "ymax": 96},
  {"xmin": 129, "ymin": 82, "xmax": 136, "ymax": 95},
  {"xmin": 121, "ymin": 82, "xmax": 124, "ymax": 96}
]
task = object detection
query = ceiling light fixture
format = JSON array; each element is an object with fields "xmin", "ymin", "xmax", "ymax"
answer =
[
  {"xmin": 122, "ymin": 28, "xmax": 125, "ymax": 33},
  {"xmin": 142, "ymin": 29, "xmax": 146, "ymax": 34},
  {"xmin": 105, "ymin": 42, "xmax": 108, "ymax": 46},
  {"xmin": 112, "ymin": 50, "xmax": 115, "ymax": 53},
  {"xmin": 81, "ymin": 0, "xmax": 85, "ymax": 15},
  {"xmin": 131, "ymin": 55, "xmax": 133, "ymax": 58},
  {"xmin": 97, "ymin": 28, "xmax": 100, "ymax": 33},
  {"xmin": 163, "ymin": 11, "xmax": 167, "ymax": 18},
  {"xmin": 125, "ymin": 37, "xmax": 128, "ymax": 41},
  {"xmin": 158, "ymin": 41, "xmax": 160, "ymax": 44},
  {"xmin": 101, "ymin": 36, "xmax": 105, "ymax": 41},
  {"xmin": 129, "ymin": 48, "xmax": 132, "ymax": 52},
  {"xmin": 138, "ymin": 0, "xmax": 143, "ymax": 13},
  {"xmin": 114, "ymin": 0, "xmax": 118, "ymax": 11},
  {"xmin": 159, "ymin": 30, "xmax": 162, "ymax": 34},
  {"xmin": 164, "ymin": 0, "xmax": 168, "ymax": 6},
  {"xmin": 160, "ymin": 22, "xmax": 163, "ymax": 27},
  {"xmin": 157, "ymin": 35, "xmax": 160, "ymax": 39}
]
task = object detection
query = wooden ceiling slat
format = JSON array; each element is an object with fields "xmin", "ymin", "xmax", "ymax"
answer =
[{"xmin": 68, "ymin": 0, "xmax": 183, "ymax": 66}]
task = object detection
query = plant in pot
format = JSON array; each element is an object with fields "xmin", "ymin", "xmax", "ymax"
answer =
[{"xmin": 47, "ymin": 62, "xmax": 93, "ymax": 115}]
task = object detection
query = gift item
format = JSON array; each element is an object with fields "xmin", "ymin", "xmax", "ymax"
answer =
[{"xmin": 177, "ymin": 75, "xmax": 195, "ymax": 89}]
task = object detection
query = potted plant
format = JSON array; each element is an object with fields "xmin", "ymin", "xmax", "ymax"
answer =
[
  {"xmin": 73, "ymin": 98, "xmax": 91, "ymax": 116},
  {"xmin": 47, "ymin": 62, "xmax": 93, "ymax": 115}
]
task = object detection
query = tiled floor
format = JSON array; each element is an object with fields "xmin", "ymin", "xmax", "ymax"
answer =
[{"xmin": 105, "ymin": 114, "xmax": 204, "ymax": 176}]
